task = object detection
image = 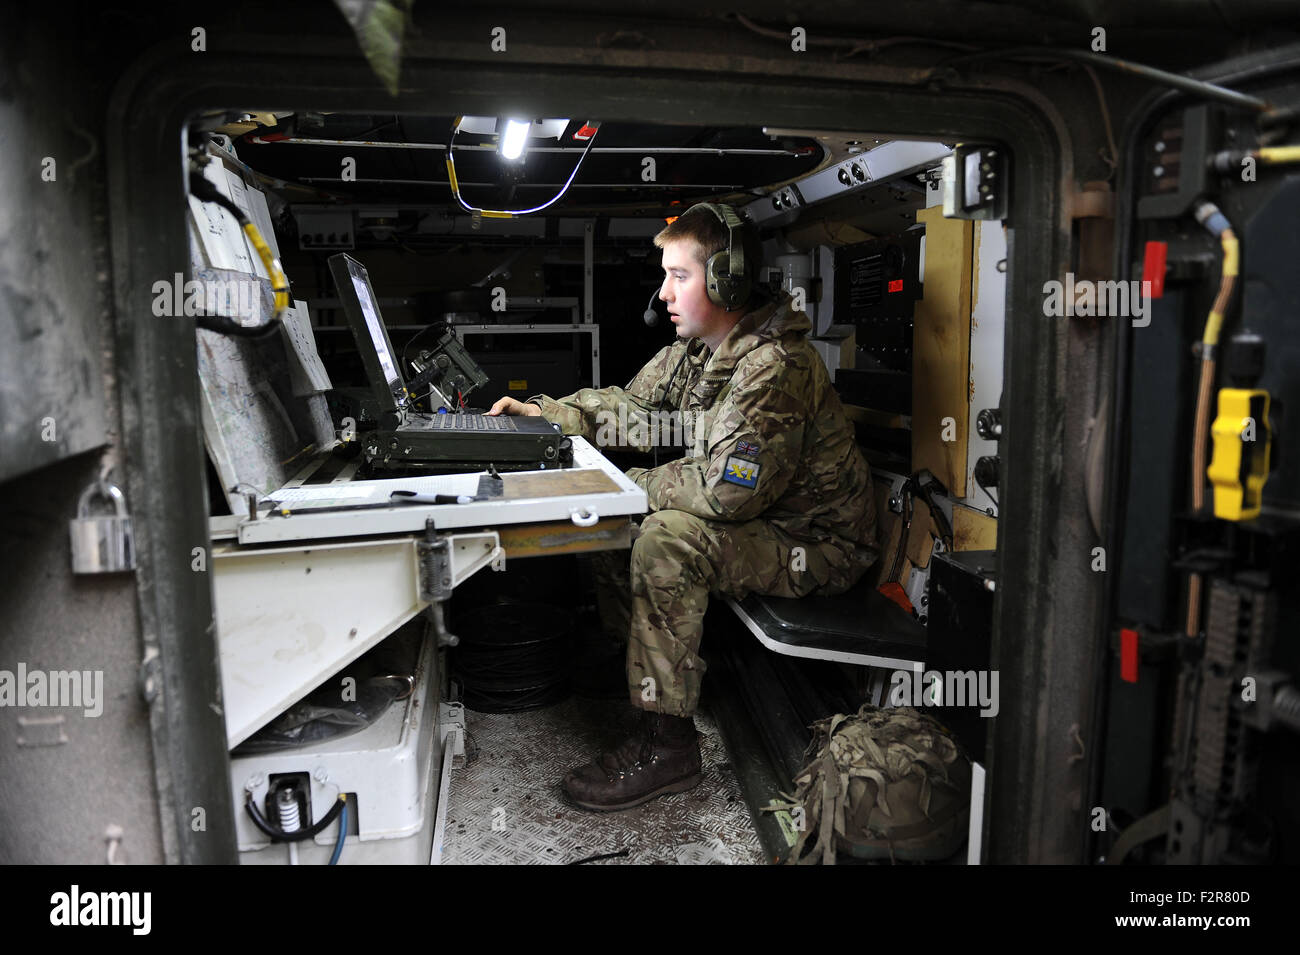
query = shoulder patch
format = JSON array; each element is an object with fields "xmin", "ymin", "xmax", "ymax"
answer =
[
  {"xmin": 736, "ymin": 440, "xmax": 761, "ymax": 457},
  {"xmin": 723, "ymin": 455, "xmax": 761, "ymax": 489}
]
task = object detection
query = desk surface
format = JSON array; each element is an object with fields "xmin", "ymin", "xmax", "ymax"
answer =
[
  {"xmin": 210, "ymin": 436, "xmax": 643, "ymax": 748},
  {"xmin": 211, "ymin": 437, "xmax": 646, "ymax": 545}
]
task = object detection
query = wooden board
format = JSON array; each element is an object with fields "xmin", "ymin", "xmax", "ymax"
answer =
[
  {"xmin": 912, "ymin": 206, "xmax": 973, "ymax": 497},
  {"xmin": 871, "ymin": 493, "xmax": 936, "ymax": 579},
  {"xmin": 501, "ymin": 468, "xmax": 620, "ymax": 499},
  {"xmin": 905, "ymin": 498, "xmax": 935, "ymax": 570},
  {"xmin": 953, "ymin": 504, "xmax": 998, "ymax": 551},
  {"xmin": 497, "ymin": 516, "xmax": 633, "ymax": 559}
]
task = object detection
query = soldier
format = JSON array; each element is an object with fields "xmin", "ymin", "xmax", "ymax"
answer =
[{"xmin": 488, "ymin": 202, "xmax": 878, "ymax": 810}]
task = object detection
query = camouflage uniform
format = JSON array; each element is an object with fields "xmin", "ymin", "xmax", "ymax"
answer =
[{"xmin": 528, "ymin": 291, "xmax": 878, "ymax": 717}]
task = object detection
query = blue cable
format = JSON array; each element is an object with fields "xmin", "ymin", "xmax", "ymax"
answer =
[{"xmin": 328, "ymin": 799, "xmax": 348, "ymax": 865}]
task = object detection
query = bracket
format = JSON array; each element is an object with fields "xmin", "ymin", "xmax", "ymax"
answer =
[
  {"xmin": 438, "ymin": 701, "xmax": 466, "ymax": 758},
  {"xmin": 418, "ymin": 523, "xmax": 503, "ymax": 648}
]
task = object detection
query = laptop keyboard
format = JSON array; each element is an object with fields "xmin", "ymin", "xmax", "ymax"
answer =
[{"xmin": 422, "ymin": 413, "xmax": 519, "ymax": 432}]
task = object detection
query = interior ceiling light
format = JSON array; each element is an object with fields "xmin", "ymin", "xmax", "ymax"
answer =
[
  {"xmin": 500, "ymin": 118, "xmax": 531, "ymax": 161},
  {"xmin": 446, "ymin": 117, "xmax": 599, "ymax": 218}
]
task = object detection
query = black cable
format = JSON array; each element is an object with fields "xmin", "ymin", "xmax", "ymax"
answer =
[
  {"xmin": 887, "ymin": 484, "xmax": 914, "ymax": 585},
  {"xmin": 570, "ymin": 849, "xmax": 631, "ymax": 864},
  {"xmin": 460, "ymin": 682, "xmax": 570, "ymax": 713},
  {"xmin": 455, "ymin": 640, "xmax": 570, "ymax": 685},
  {"xmin": 930, "ymin": 47, "xmax": 1271, "ymax": 114},
  {"xmin": 188, "ymin": 169, "xmax": 287, "ymax": 335},
  {"xmin": 731, "ymin": 12, "xmax": 1271, "ymax": 113},
  {"xmin": 731, "ymin": 13, "xmax": 977, "ymax": 55},
  {"xmin": 974, "ymin": 471, "xmax": 999, "ymax": 509},
  {"xmin": 401, "ymin": 320, "xmax": 450, "ymax": 373},
  {"xmin": 195, "ymin": 313, "xmax": 285, "ymax": 339},
  {"xmin": 451, "ymin": 608, "xmax": 574, "ymax": 713},
  {"xmin": 244, "ymin": 791, "xmax": 348, "ymax": 843},
  {"xmin": 189, "ymin": 171, "xmax": 247, "ymax": 222}
]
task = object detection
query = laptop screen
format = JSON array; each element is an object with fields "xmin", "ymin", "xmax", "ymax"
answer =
[{"xmin": 329, "ymin": 253, "xmax": 404, "ymax": 414}]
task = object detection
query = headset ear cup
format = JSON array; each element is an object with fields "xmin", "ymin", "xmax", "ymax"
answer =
[{"xmin": 697, "ymin": 209, "xmax": 756, "ymax": 310}]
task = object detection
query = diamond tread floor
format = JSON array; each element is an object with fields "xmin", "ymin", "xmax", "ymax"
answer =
[{"xmin": 441, "ymin": 696, "xmax": 767, "ymax": 865}]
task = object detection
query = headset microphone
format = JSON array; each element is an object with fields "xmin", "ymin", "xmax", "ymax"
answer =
[{"xmin": 643, "ymin": 288, "xmax": 661, "ymax": 327}]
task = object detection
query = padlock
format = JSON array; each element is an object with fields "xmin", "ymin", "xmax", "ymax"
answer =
[{"xmin": 70, "ymin": 480, "xmax": 136, "ymax": 574}]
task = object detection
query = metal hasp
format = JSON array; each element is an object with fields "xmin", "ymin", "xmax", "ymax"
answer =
[
  {"xmin": 941, "ymin": 145, "xmax": 1009, "ymax": 221},
  {"xmin": 69, "ymin": 479, "xmax": 136, "ymax": 574},
  {"xmin": 418, "ymin": 519, "xmax": 504, "ymax": 649}
]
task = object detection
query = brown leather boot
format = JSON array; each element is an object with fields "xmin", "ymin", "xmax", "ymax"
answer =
[{"xmin": 562, "ymin": 709, "xmax": 703, "ymax": 811}]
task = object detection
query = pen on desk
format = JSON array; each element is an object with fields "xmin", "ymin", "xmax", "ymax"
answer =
[{"xmin": 389, "ymin": 490, "xmax": 476, "ymax": 505}]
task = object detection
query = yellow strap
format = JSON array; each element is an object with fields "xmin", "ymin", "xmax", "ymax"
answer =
[
  {"xmin": 446, "ymin": 148, "xmax": 514, "ymax": 218},
  {"xmin": 1204, "ymin": 310, "xmax": 1224, "ymax": 347},
  {"xmin": 1259, "ymin": 145, "xmax": 1300, "ymax": 164},
  {"xmin": 1220, "ymin": 232, "xmax": 1239, "ymax": 278},
  {"xmin": 242, "ymin": 222, "xmax": 290, "ymax": 318}
]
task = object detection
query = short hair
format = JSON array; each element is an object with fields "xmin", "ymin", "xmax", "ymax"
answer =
[
  {"xmin": 654, "ymin": 204, "xmax": 732, "ymax": 264},
  {"xmin": 653, "ymin": 204, "xmax": 764, "ymax": 289}
]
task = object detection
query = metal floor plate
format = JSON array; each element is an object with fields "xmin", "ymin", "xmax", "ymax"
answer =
[{"xmin": 441, "ymin": 696, "xmax": 767, "ymax": 865}]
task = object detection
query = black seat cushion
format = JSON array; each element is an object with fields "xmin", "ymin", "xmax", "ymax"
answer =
[{"xmin": 736, "ymin": 576, "xmax": 927, "ymax": 663}]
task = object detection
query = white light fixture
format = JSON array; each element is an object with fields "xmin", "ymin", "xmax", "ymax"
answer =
[{"xmin": 500, "ymin": 119, "xmax": 531, "ymax": 161}]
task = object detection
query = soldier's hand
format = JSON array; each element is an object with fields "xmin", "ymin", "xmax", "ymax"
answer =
[{"xmin": 487, "ymin": 396, "xmax": 542, "ymax": 416}]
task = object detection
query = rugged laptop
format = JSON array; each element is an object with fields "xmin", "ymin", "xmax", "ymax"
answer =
[{"xmin": 328, "ymin": 253, "xmax": 567, "ymax": 470}]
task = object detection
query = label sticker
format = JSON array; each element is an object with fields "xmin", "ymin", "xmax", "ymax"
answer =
[
  {"xmin": 723, "ymin": 455, "xmax": 761, "ymax": 489},
  {"xmin": 508, "ymin": 379, "xmax": 528, "ymax": 390}
]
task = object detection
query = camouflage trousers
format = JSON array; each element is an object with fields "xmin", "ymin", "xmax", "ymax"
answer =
[{"xmin": 588, "ymin": 509, "xmax": 871, "ymax": 718}]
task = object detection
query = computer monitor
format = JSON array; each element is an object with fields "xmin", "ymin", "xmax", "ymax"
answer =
[{"xmin": 329, "ymin": 253, "xmax": 405, "ymax": 415}]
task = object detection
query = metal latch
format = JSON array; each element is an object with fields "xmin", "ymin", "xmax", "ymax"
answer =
[
  {"xmin": 941, "ymin": 144, "xmax": 1009, "ymax": 220},
  {"xmin": 70, "ymin": 480, "xmax": 136, "ymax": 574}
]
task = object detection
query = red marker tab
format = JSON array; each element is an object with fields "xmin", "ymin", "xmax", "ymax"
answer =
[
  {"xmin": 877, "ymin": 582, "xmax": 914, "ymax": 615},
  {"xmin": 1120, "ymin": 628, "xmax": 1140, "ymax": 683},
  {"xmin": 1142, "ymin": 241, "xmax": 1167, "ymax": 299},
  {"xmin": 573, "ymin": 122, "xmax": 601, "ymax": 140},
  {"xmin": 888, "ymin": 278, "xmax": 904, "ymax": 294}
]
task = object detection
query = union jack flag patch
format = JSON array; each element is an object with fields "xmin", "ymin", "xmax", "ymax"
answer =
[{"xmin": 736, "ymin": 441, "xmax": 760, "ymax": 457}]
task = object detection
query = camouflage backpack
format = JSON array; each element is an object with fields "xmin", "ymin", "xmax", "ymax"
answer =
[{"xmin": 768, "ymin": 704, "xmax": 972, "ymax": 864}]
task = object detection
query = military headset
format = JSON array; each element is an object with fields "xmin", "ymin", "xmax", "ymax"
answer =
[{"xmin": 689, "ymin": 202, "xmax": 755, "ymax": 312}]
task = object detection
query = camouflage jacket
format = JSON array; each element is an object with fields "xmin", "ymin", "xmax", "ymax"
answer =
[{"xmin": 528, "ymin": 292, "xmax": 878, "ymax": 564}]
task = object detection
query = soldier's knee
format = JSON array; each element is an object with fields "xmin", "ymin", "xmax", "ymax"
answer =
[
  {"xmin": 636, "ymin": 510, "xmax": 709, "ymax": 554},
  {"xmin": 632, "ymin": 510, "xmax": 713, "ymax": 585}
]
